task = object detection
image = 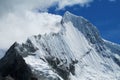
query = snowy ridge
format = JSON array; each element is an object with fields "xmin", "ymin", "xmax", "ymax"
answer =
[
  {"xmin": 104, "ymin": 39, "xmax": 120, "ymax": 55},
  {"xmin": 3, "ymin": 12, "xmax": 120, "ymax": 80},
  {"xmin": 62, "ymin": 11, "xmax": 103, "ymax": 44},
  {"xmin": 103, "ymin": 39, "xmax": 120, "ymax": 67}
]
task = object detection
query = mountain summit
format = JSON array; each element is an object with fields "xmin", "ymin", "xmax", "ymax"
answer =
[{"xmin": 0, "ymin": 11, "xmax": 120, "ymax": 80}]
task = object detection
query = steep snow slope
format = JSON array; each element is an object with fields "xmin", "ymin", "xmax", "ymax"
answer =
[
  {"xmin": 2, "ymin": 12, "xmax": 120, "ymax": 80},
  {"xmin": 104, "ymin": 40, "xmax": 120, "ymax": 67}
]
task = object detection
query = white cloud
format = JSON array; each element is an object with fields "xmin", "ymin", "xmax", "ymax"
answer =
[
  {"xmin": 0, "ymin": 0, "xmax": 93, "ymax": 16},
  {"xmin": 58, "ymin": 0, "xmax": 93, "ymax": 9},
  {"xmin": 0, "ymin": 0, "xmax": 55, "ymax": 16},
  {"xmin": 0, "ymin": 11, "xmax": 62, "ymax": 49},
  {"xmin": 0, "ymin": 0, "xmax": 94, "ymax": 49}
]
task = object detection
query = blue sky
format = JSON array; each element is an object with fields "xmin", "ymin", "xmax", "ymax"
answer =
[
  {"xmin": 0, "ymin": 0, "xmax": 120, "ymax": 48},
  {"xmin": 48, "ymin": 0, "xmax": 120, "ymax": 44}
]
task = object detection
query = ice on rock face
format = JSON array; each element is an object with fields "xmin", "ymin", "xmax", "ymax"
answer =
[
  {"xmin": 3, "ymin": 11, "xmax": 120, "ymax": 80},
  {"xmin": 62, "ymin": 11, "xmax": 103, "ymax": 44},
  {"xmin": 103, "ymin": 39, "xmax": 120, "ymax": 67}
]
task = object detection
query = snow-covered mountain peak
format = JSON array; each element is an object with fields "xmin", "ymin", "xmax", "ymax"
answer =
[
  {"xmin": 0, "ymin": 12, "xmax": 120, "ymax": 80},
  {"xmin": 62, "ymin": 11, "xmax": 84, "ymax": 23},
  {"xmin": 62, "ymin": 11, "xmax": 103, "ymax": 44}
]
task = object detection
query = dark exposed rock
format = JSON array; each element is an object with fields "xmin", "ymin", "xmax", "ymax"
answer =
[
  {"xmin": 45, "ymin": 56, "xmax": 77, "ymax": 80},
  {"xmin": 112, "ymin": 56, "xmax": 120, "ymax": 67},
  {"xmin": 45, "ymin": 56, "xmax": 69, "ymax": 80},
  {"xmin": 0, "ymin": 42, "xmax": 34, "ymax": 80},
  {"xmin": 69, "ymin": 63, "xmax": 75, "ymax": 75},
  {"xmin": 22, "ymin": 39, "xmax": 38, "ymax": 53},
  {"xmin": 56, "ymin": 66, "xmax": 70, "ymax": 80},
  {"xmin": 18, "ymin": 39, "xmax": 38, "ymax": 57}
]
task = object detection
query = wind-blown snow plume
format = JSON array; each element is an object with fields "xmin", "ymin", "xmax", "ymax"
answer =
[
  {"xmin": 0, "ymin": 12, "xmax": 62, "ymax": 48},
  {"xmin": 0, "ymin": 0, "xmax": 117, "ymax": 48},
  {"xmin": 0, "ymin": 0, "xmax": 94, "ymax": 49},
  {"xmin": 0, "ymin": 0, "xmax": 93, "ymax": 16},
  {"xmin": 1, "ymin": 11, "xmax": 119, "ymax": 80}
]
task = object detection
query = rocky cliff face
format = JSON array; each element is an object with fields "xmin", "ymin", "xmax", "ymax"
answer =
[
  {"xmin": 0, "ymin": 12, "xmax": 120, "ymax": 80},
  {"xmin": 0, "ymin": 42, "xmax": 33, "ymax": 80}
]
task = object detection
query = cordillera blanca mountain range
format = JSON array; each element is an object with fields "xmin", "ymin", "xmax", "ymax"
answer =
[{"xmin": 0, "ymin": 11, "xmax": 120, "ymax": 80}]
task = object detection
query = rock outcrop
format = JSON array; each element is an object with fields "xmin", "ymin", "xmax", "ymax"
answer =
[{"xmin": 0, "ymin": 42, "xmax": 33, "ymax": 80}]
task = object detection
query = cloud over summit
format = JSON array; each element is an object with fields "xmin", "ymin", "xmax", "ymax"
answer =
[
  {"xmin": 0, "ymin": 0, "xmax": 93, "ymax": 15},
  {"xmin": 0, "ymin": 0, "xmax": 116, "ymax": 48}
]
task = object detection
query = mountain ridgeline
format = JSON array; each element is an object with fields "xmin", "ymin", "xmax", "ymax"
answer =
[{"xmin": 0, "ymin": 12, "xmax": 120, "ymax": 80}]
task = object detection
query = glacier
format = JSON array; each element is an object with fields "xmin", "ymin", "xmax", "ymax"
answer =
[{"xmin": 0, "ymin": 11, "xmax": 120, "ymax": 80}]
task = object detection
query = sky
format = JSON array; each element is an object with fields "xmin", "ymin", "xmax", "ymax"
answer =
[
  {"xmin": 0, "ymin": 0, "xmax": 120, "ymax": 48},
  {"xmin": 48, "ymin": 0, "xmax": 120, "ymax": 44}
]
